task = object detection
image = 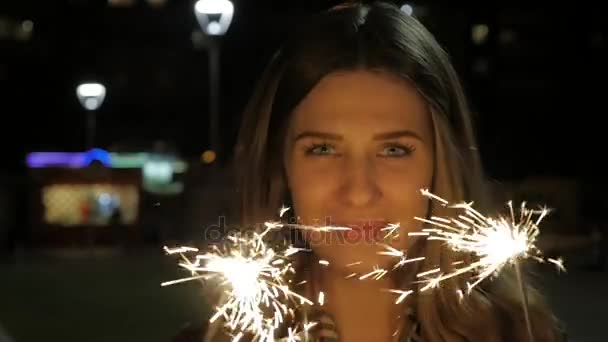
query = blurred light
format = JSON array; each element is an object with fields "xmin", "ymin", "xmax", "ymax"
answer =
[
  {"xmin": 27, "ymin": 149, "xmax": 111, "ymax": 168},
  {"xmin": 194, "ymin": 0, "xmax": 234, "ymax": 36},
  {"xmin": 84, "ymin": 98, "xmax": 100, "ymax": 110},
  {"xmin": 201, "ymin": 150, "xmax": 216, "ymax": 164},
  {"xmin": 76, "ymin": 82, "xmax": 106, "ymax": 111},
  {"xmin": 84, "ymin": 148, "xmax": 112, "ymax": 166},
  {"xmin": 472, "ymin": 24, "xmax": 489, "ymax": 45},
  {"xmin": 14, "ymin": 19, "xmax": 33, "ymax": 41},
  {"xmin": 110, "ymin": 153, "xmax": 149, "ymax": 168},
  {"xmin": 195, "ymin": 0, "xmax": 232, "ymax": 14},
  {"xmin": 400, "ymin": 4, "xmax": 413, "ymax": 16},
  {"xmin": 27, "ymin": 150, "xmax": 189, "ymax": 171},
  {"xmin": 207, "ymin": 22, "xmax": 221, "ymax": 35},
  {"xmin": 21, "ymin": 20, "xmax": 33, "ymax": 33},
  {"xmin": 143, "ymin": 160, "xmax": 173, "ymax": 184},
  {"xmin": 99, "ymin": 193, "xmax": 112, "ymax": 206},
  {"xmin": 142, "ymin": 158, "xmax": 185, "ymax": 195}
]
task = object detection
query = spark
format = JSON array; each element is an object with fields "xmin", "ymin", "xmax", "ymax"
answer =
[
  {"xmin": 417, "ymin": 267, "xmax": 441, "ymax": 278},
  {"xmin": 162, "ymin": 231, "xmax": 313, "ymax": 340},
  {"xmin": 407, "ymin": 232, "xmax": 430, "ymax": 236},
  {"xmin": 359, "ymin": 266, "xmax": 389, "ymax": 280},
  {"xmin": 381, "ymin": 222, "xmax": 401, "ymax": 239},
  {"xmin": 414, "ymin": 189, "xmax": 565, "ymax": 291},
  {"xmin": 377, "ymin": 245, "xmax": 425, "ymax": 269},
  {"xmin": 548, "ymin": 257, "xmax": 566, "ymax": 273},
  {"xmin": 345, "ymin": 261, "xmax": 362, "ymax": 267},
  {"xmin": 164, "ymin": 246, "xmax": 199, "ymax": 254},
  {"xmin": 386, "ymin": 289, "xmax": 414, "ymax": 304}
]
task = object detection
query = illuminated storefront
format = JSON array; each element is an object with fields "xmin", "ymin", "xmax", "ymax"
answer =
[{"xmin": 26, "ymin": 148, "xmax": 188, "ymax": 246}]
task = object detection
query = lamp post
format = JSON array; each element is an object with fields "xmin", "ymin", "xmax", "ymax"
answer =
[
  {"xmin": 194, "ymin": 0, "xmax": 234, "ymax": 161},
  {"xmin": 76, "ymin": 82, "xmax": 106, "ymax": 149}
]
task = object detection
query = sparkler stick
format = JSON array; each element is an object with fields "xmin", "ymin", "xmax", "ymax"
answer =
[{"xmin": 515, "ymin": 261, "xmax": 535, "ymax": 342}]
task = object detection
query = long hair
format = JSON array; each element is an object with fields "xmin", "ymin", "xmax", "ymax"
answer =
[{"xmin": 225, "ymin": 2, "xmax": 565, "ymax": 341}]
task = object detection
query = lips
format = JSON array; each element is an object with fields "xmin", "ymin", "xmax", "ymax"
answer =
[{"xmin": 329, "ymin": 220, "xmax": 391, "ymax": 243}]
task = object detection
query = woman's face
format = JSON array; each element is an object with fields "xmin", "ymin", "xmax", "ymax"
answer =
[{"xmin": 284, "ymin": 70, "xmax": 434, "ymax": 272}]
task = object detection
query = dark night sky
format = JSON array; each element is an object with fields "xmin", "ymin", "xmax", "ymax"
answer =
[{"xmin": 0, "ymin": 0, "xmax": 606, "ymax": 180}]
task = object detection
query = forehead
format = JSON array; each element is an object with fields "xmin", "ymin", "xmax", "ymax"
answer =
[{"xmin": 290, "ymin": 70, "xmax": 429, "ymax": 132}]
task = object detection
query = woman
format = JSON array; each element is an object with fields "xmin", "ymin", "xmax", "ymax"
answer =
[{"xmin": 178, "ymin": 2, "xmax": 566, "ymax": 341}]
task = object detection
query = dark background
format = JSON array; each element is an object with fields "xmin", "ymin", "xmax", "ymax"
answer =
[
  {"xmin": 0, "ymin": 0, "xmax": 605, "ymax": 178},
  {"xmin": 0, "ymin": 1, "xmax": 606, "ymax": 341}
]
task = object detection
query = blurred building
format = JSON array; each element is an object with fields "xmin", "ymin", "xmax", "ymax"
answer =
[{"xmin": 23, "ymin": 146, "xmax": 188, "ymax": 249}]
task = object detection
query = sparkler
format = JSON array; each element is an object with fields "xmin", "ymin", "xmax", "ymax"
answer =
[
  {"xmin": 413, "ymin": 189, "xmax": 564, "ymax": 290},
  {"xmin": 163, "ymin": 233, "xmax": 312, "ymax": 341},
  {"xmin": 413, "ymin": 189, "xmax": 565, "ymax": 342},
  {"xmin": 162, "ymin": 206, "xmax": 352, "ymax": 341}
]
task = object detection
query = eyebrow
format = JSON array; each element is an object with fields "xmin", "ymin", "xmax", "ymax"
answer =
[{"xmin": 293, "ymin": 130, "xmax": 423, "ymax": 142}]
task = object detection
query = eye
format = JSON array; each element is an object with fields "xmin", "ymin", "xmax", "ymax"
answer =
[
  {"xmin": 378, "ymin": 143, "xmax": 415, "ymax": 157},
  {"xmin": 305, "ymin": 143, "xmax": 336, "ymax": 156}
]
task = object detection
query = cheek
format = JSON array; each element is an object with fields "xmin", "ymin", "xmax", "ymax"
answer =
[
  {"xmin": 287, "ymin": 159, "xmax": 340, "ymax": 222},
  {"xmin": 379, "ymin": 159, "xmax": 433, "ymax": 230}
]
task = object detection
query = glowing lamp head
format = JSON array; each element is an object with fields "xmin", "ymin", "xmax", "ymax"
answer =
[
  {"xmin": 194, "ymin": 0, "xmax": 234, "ymax": 36},
  {"xmin": 400, "ymin": 3, "xmax": 413, "ymax": 16},
  {"xmin": 76, "ymin": 83, "xmax": 106, "ymax": 111}
]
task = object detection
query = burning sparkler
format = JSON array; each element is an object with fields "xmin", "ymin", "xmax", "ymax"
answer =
[
  {"xmin": 412, "ymin": 189, "xmax": 565, "ymax": 342},
  {"xmin": 162, "ymin": 233, "xmax": 312, "ymax": 341},
  {"xmin": 161, "ymin": 206, "xmax": 353, "ymax": 341},
  {"xmin": 413, "ymin": 189, "xmax": 564, "ymax": 290}
]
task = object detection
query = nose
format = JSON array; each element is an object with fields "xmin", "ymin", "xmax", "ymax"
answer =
[{"xmin": 337, "ymin": 155, "xmax": 382, "ymax": 208}]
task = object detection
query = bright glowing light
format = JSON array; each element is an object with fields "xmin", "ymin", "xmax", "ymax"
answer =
[
  {"xmin": 143, "ymin": 160, "xmax": 173, "ymax": 184},
  {"xmin": 472, "ymin": 24, "xmax": 490, "ymax": 45},
  {"xmin": 77, "ymin": 83, "xmax": 105, "ymax": 97},
  {"xmin": 26, "ymin": 150, "xmax": 189, "ymax": 171},
  {"xmin": 195, "ymin": 0, "xmax": 232, "ymax": 14},
  {"xmin": 414, "ymin": 189, "xmax": 565, "ymax": 291},
  {"xmin": 162, "ymin": 233, "xmax": 313, "ymax": 340},
  {"xmin": 26, "ymin": 149, "xmax": 111, "ymax": 168},
  {"xmin": 400, "ymin": 4, "xmax": 413, "ymax": 16},
  {"xmin": 76, "ymin": 83, "xmax": 106, "ymax": 111},
  {"xmin": 201, "ymin": 150, "xmax": 216, "ymax": 164},
  {"xmin": 161, "ymin": 208, "xmax": 368, "ymax": 339},
  {"xmin": 194, "ymin": 0, "xmax": 234, "ymax": 36}
]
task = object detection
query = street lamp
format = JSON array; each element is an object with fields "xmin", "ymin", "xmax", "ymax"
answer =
[
  {"xmin": 76, "ymin": 82, "xmax": 106, "ymax": 148},
  {"xmin": 400, "ymin": 4, "xmax": 413, "ymax": 16},
  {"xmin": 194, "ymin": 0, "xmax": 233, "ymax": 162},
  {"xmin": 194, "ymin": 0, "xmax": 234, "ymax": 36}
]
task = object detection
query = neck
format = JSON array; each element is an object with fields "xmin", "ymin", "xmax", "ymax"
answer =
[{"xmin": 318, "ymin": 266, "xmax": 407, "ymax": 342}]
